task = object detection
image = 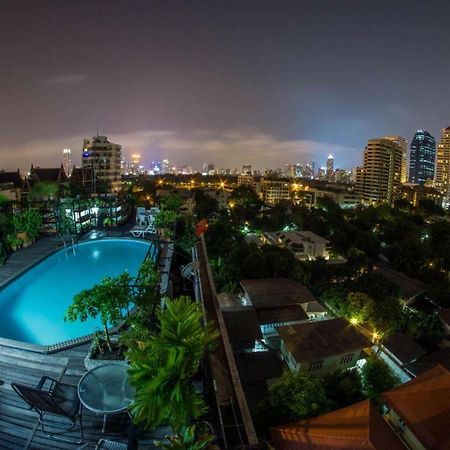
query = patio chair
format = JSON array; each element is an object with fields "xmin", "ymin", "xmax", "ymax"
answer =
[
  {"xmin": 11, "ymin": 376, "xmax": 83, "ymax": 444},
  {"xmin": 130, "ymin": 223, "xmax": 156, "ymax": 237},
  {"xmin": 95, "ymin": 439, "xmax": 128, "ymax": 450}
]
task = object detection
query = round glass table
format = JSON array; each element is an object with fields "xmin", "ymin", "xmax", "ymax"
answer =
[{"xmin": 78, "ymin": 363, "xmax": 135, "ymax": 432}]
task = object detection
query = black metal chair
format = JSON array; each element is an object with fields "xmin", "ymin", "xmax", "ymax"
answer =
[{"xmin": 11, "ymin": 376, "xmax": 83, "ymax": 444}]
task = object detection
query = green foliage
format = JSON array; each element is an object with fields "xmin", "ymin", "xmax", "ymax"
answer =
[
  {"xmin": 360, "ymin": 357, "xmax": 399, "ymax": 403},
  {"xmin": 58, "ymin": 207, "xmax": 77, "ymax": 234},
  {"xmin": 344, "ymin": 292, "xmax": 375, "ymax": 324},
  {"xmin": 128, "ymin": 296, "xmax": 218, "ymax": 432},
  {"xmin": 11, "ymin": 208, "xmax": 42, "ymax": 243},
  {"xmin": 257, "ymin": 371, "xmax": 328, "ymax": 429},
  {"xmin": 155, "ymin": 424, "xmax": 218, "ymax": 450},
  {"xmin": 322, "ymin": 369, "xmax": 364, "ymax": 410},
  {"xmin": 28, "ymin": 181, "xmax": 59, "ymax": 201},
  {"xmin": 154, "ymin": 210, "xmax": 179, "ymax": 230},
  {"xmin": 161, "ymin": 194, "xmax": 184, "ymax": 212},
  {"xmin": 65, "ymin": 272, "xmax": 133, "ymax": 350},
  {"xmin": 194, "ymin": 189, "xmax": 219, "ymax": 219}
]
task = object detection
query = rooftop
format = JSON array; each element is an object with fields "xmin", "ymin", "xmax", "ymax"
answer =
[
  {"xmin": 277, "ymin": 318, "xmax": 371, "ymax": 362},
  {"xmin": 256, "ymin": 305, "xmax": 308, "ymax": 325},
  {"xmin": 222, "ymin": 308, "xmax": 263, "ymax": 347},
  {"xmin": 271, "ymin": 399, "xmax": 404, "ymax": 449},
  {"xmin": 382, "ymin": 365, "xmax": 450, "ymax": 450},
  {"xmin": 267, "ymin": 230, "xmax": 330, "ymax": 245},
  {"xmin": 235, "ymin": 351, "xmax": 283, "ymax": 382},
  {"xmin": 0, "ymin": 170, "xmax": 23, "ymax": 188},
  {"xmin": 240, "ymin": 278, "xmax": 316, "ymax": 309},
  {"xmin": 382, "ymin": 332, "xmax": 426, "ymax": 365}
]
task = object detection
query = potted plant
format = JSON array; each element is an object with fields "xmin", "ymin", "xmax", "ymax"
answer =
[{"xmin": 65, "ymin": 271, "xmax": 134, "ymax": 370}]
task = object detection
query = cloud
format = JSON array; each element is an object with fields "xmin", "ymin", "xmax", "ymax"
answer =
[
  {"xmin": 45, "ymin": 73, "xmax": 89, "ymax": 85},
  {"xmin": 0, "ymin": 128, "xmax": 360, "ymax": 173}
]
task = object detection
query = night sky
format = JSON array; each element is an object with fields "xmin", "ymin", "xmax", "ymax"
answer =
[{"xmin": 1, "ymin": 0, "xmax": 449, "ymax": 172}]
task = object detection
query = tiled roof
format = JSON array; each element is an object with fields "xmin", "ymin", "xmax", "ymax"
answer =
[
  {"xmin": 222, "ymin": 308, "xmax": 262, "ymax": 347},
  {"xmin": 256, "ymin": 305, "xmax": 308, "ymax": 325},
  {"xmin": 382, "ymin": 365, "xmax": 450, "ymax": 450},
  {"xmin": 271, "ymin": 399, "xmax": 404, "ymax": 449},
  {"xmin": 277, "ymin": 318, "xmax": 371, "ymax": 362},
  {"xmin": 0, "ymin": 170, "xmax": 23, "ymax": 188}
]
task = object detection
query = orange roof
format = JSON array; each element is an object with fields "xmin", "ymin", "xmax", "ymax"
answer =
[
  {"xmin": 271, "ymin": 399, "xmax": 404, "ymax": 449},
  {"xmin": 382, "ymin": 364, "xmax": 450, "ymax": 450}
]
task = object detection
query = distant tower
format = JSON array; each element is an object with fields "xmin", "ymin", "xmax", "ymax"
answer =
[
  {"xmin": 326, "ymin": 154, "xmax": 334, "ymax": 180},
  {"xmin": 384, "ymin": 136, "xmax": 408, "ymax": 183},
  {"xmin": 409, "ymin": 130, "xmax": 436, "ymax": 184},
  {"xmin": 435, "ymin": 126, "xmax": 450, "ymax": 204},
  {"xmin": 356, "ymin": 138, "xmax": 402, "ymax": 205},
  {"xmin": 63, "ymin": 149, "xmax": 71, "ymax": 176}
]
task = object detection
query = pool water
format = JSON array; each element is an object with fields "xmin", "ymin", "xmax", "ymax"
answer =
[{"xmin": 0, "ymin": 239, "xmax": 152, "ymax": 346}]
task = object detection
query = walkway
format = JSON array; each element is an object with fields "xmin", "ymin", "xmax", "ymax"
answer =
[{"xmin": 0, "ymin": 236, "xmax": 61, "ymax": 288}]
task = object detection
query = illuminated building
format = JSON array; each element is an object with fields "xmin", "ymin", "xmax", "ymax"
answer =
[
  {"xmin": 356, "ymin": 138, "xmax": 402, "ymax": 205},
  {"xmin": 326, "ymin": 154, "xmax": 334, "ymax": 180},
  {"xmin": 261, "ymin": 179, "xmax": 290, "ymax": 204},
  {"xmin": 62, "ymin": 149, "xmax": 71, "ymax": 177},
  {"xmin": 408, "ymin": 130, "xmax": 436, "ymax": 184},
  {"xmin": 435, "ymin": 126, "xmax": 450, "ymax": 204},
  {"xmin": 384, "ymin": 136, "xmax": 408, "ymax": 183},
  {"xmin": 82, "ymin": 135, "xmax": 122, "ymax": 192}
]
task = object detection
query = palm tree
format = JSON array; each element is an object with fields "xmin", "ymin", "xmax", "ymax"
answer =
[{"xmin": 128, "ymin": 296, "xmax": 218, "ymax": 432}]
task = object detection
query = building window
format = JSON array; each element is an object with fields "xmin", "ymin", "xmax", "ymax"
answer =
[
  {"xmin": 308, "ymin": 360, "xmax": 324, "ymax": 371},
  {"xmin": 340, "ymin": 353, "xmax": 354, "ymax": 364}
]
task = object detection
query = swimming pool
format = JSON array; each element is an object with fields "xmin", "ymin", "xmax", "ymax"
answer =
[{"xmin": 0, "ymin": 239, "xmax": 152, "ymax": 348}]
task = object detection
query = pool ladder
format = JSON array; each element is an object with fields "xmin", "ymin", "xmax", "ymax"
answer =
[{"xmin": 60, "ymin": 235, "xmax": 76, "ymax": 255}]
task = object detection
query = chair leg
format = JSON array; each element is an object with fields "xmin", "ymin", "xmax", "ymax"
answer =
[{"xmin": 39, "ymin": 409, "xmax": 84, "ymax": 445}]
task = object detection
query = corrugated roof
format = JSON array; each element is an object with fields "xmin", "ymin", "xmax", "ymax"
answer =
[
  {"xmin": 382, "ymin": 332, "xmax": 426, "ymax": 365},
  {"xmin": 240, "ymin": 278, "xmax": 316, "ymax": 309},
  {"xmin": 222, "ymin": 309, "xmax": 263, "ymax": 347},
  {"xmin": 256, "ymin": 305, "xmax": 308, "ymax": 325},
  {"xmin": 277, "ymin": 318, "xmax": 371, "ymax": 362},
  {"xmin": 271, "ymin": 399, "xmax": 404, "ymax": 449},
  {"xmin": 382, "ymin": 365, "xmax": 450, "ymax": 450}
]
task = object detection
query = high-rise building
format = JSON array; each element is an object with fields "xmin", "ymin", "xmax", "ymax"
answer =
[
  {"xmin": 62, "ymin": 148, "xmax": 71, "ymax": 177},
  {"xmin": 356, "ymin": 138, "xmax": 402, "ymax": 205},
  {"xmin": 82, "ymin": 135, "xmax": 122, "ymax": 192},
  {"xmin": 384, "ymin": 136, "xmax": 408, "ymax": 183},
  {"xmin": 409, "ymin": 130, "xmax": 436, "ymax": 184},
  {"xmin": 326, "ymin": 154, "xmax": 334, "ymax": 180},
  {"xmin": 242, "ymin": 164, "xmax": 252, "ymax": 174},
  {"xmin": 435, "ymin": 126, "xmax": 450, "ymax": 203}
]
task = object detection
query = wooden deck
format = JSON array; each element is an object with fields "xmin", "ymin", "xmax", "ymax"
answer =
[
  {"xmin": 0, "ymin": 343, "xmax": 166, "ymax": 449},
  {"xmin": 0, "ymin": 236, "xmax": 61, "ymax": 288},
  {"xmin": 0, "ymin": 236, "xmax": 169, "ymax": 449}
]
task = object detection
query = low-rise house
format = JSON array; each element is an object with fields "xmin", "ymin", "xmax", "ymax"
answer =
[
  {"xmin": 24, "ymin": 164, "xmax": 69, "ymax": 195},
  {"xmin": 406, "ymin": 348, "xmax": 450, "ymax": 377},
  {"xmin": 263, "ymin": 230, "xmax": 330, "ymax": 260},
  {"xmin": 0, "ymin": 170, "xmax": 23, "ymax": 202},
  {"xmin": 376, "ymin": 332, "xmax": 426, "ymax": 382},
  {"xmin": 222, "ymin": 308, "xmax": 263, "ymax": 352},
  {"xmin": 202, "ymin": 188, "xmax": 231, "ymax": 210},
  {"xmin": 278, "ymin": 318, "xmax": 371, "ymax": 375},
  {"xmin": 382, "ymin": 365, "xmax": 450, "ymax": 450},
  {"xmin": 271, "ymin": 399, "xmax": 405, "ymax": 450}
]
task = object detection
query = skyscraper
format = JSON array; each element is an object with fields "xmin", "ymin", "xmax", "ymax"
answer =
[
  {"xmin": 435, "ymin": 126, "xmax": 450, "ymax": 203},
  {"xmin": 409, "ymin": 130, "xmax": 436, "ymax": 184},
  {"xmin": 384, "ymin": 136, "xmax": 408, "ymax": 183},
  {"xmin": 356, "ymin": 138, "xmax": 402, "ymax": 205},
  {"xmin": 82, "ymin": 135, "xmax": 122, "ymax": 192},
  {"xmin": 62, "ymin": 148, "xmax": 71, "ymax": 177},
  {"xmin": 326, "ymin": 154, "xmax": 334, "ymax": 180}
]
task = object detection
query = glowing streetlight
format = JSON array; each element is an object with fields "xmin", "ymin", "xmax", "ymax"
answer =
[{"xmin": 350, "ymin": 317, "xmax": 358, "ymax": 326}]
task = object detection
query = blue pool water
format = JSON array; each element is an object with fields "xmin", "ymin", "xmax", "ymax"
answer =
[{"xmin": 0, "ymin": 239, "xmax": 152, "ymax": 346}]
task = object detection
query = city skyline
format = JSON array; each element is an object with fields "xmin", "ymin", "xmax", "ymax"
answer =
[{"xmin": 1, "ymin": 1, "xmax": 450, "ymax": 171}]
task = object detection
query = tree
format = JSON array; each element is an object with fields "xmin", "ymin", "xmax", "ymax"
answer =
[
  {"xmin": 344, "ymin": 292, "xmax": 375, "ymax": 324},
  {"xmin": 360, "ymin": 357, "xmax": 399, "ymax": 403},
  {"xmin": 257, "ymin": 371, "xmax": 328, "ymax": 430},
  {"xmin": 65, "ymin": 272, "xmax": 133, "ymax": 351},
  {"xmin": 128, "ymin": 296, "xmax": 218, "ymax": 432},
  {"xmin": 322, "ymin": 369, "xmax": 364, "ymax": 410},
  {"xmin": 28, "ymin": 181, "xmax": 59, "ymax": 201}
]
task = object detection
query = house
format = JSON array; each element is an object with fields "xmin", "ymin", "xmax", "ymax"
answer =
[
  {"xmin": 0, "ymin": 170, "xmax": 23, "ymax": 201},
  {"xmin": 382, "ymin": 365, "xmax": 450, "ymax": 450},
  {"xmin": 201, "ymin": 188, "xmax": 231, "ymax": 210},
  {"xmin": 278, "ymin": 318, "xmax": 371, "ymax": 375},
  {"xmin": 26, "ymin": 164, "xmax": 69, "ymax": 190},
  {"xmin": 376, "ymin": 332, "xmax": 426, "ymax": 382},
  {"xmin": 406, "ymin": 348, "xmax": 450, "ymax": 378},
  {"xmin": 271, "ymin": 399, "xmax": 404, "ymax": 450},
  {"xmin": 263, "ymin": 230, "xmax": 330, "ymax": 260},
  {"xmin": 222, "ymin": 308, "xmax": 263, "ymax": 352},
  {"xmin": 239, "ymin": 278, "xmax": 326, "ymax": 336}
]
